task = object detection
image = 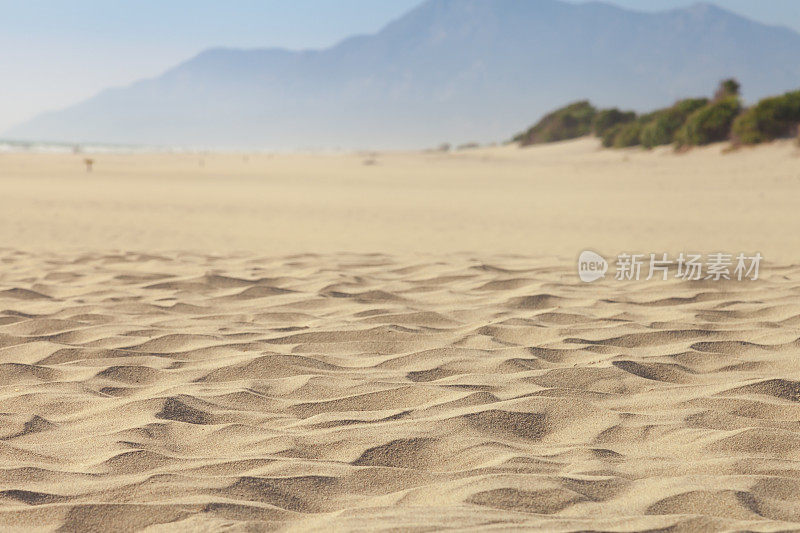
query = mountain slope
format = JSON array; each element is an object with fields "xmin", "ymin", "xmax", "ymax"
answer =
[{"xmin": 8, "ymin": 0, "xmax": 800, "ymax": 149}]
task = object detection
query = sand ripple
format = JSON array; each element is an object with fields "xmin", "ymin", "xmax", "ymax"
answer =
[{"xmin": 1, "ymin": 251, "xmax": 800, "ymax": 530}]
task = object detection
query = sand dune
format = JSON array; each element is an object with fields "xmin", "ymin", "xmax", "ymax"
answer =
[
  {"xmin": 0, "ymin": 138, "xmax": 799, "ymax": 261},
  {"xmin": 0, "ymin": 250, "xmax": 798, "ymax": 530},
  {"xmin": 1, "ymin": 139, "xmax": 800, "ymax": 530}
]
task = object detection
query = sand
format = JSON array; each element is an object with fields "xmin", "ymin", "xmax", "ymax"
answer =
[
  {"xmin": 1, "ymin": 139, "xmax": 800, "ymax": 530},
  {"xmin": 1, "ymin": 138, "xmax": 798, "ymax": 260}
]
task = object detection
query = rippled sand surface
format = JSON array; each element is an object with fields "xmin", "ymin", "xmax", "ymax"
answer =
[
  {"xmin": 1, "ymin": 251, "xmax": 800, "ymax": 530},
  {"xmin": 1, "ymin": 139, "xmax": 800, "ymax": 530}
]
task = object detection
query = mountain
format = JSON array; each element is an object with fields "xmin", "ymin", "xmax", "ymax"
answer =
[{"xmin": 7, "ymin": 0, "xmax": 800, "ymax": 149}]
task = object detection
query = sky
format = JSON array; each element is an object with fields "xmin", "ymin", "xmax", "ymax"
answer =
[{"xmin": 2, "ymin": 0, "xmax": 800, "ymax": 133}]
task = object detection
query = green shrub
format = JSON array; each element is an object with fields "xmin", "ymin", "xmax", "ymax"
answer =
[
  {"xmin": 675, "ymin": 97, "xmax": 741, "ymax": 146},
  {"xmin": 714, "ymin": 78, "xmax": 741, "ymax": 101},
  {"xmin": 512, "ymin": 78, "xmax": 759, "ymax": 150},
  {"xmin": 601, "ymin": 123, "xmax": 624, "ymax": 148},
  {"xmin": 731, "ymin": 109, "xmax": 769, "ymax": 144},
  {"xmin": 592, "ymin": 108, "xmax": 636, "ymax": 137},
  {"xmin": 612, "ymin": 121, "xmax": 644, "ymax": 148},
  {"xmin": 516, "ymin": 101, "xmax": 597, "ymax": 145},
  {"xmin": 731, "ymin": 90, "xmax": 800, "ymax": 144},
  {"xmin": 640, "ymin": 120, "xmax": 671, "ymax": 148},
  {"xmin": 680, "ymin": 98, "xmax": 712, "ymax": 113},
  {"xmin": 640, "ymin": 98, "xmax": 709, "ymax": 148}
]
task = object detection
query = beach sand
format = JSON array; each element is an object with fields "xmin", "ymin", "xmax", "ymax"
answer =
[
  {"xmin": 1, "ymin": 138, "xmax": 798, "ymax": 261},
  {"xmin": 1, "ymin": 139, "xmax": 800, "ymax": 530}
]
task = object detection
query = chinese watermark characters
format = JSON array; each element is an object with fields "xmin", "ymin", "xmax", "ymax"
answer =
[{"xmin": 578, "ymin": 251, "xmax": 762, "ymax": 283}]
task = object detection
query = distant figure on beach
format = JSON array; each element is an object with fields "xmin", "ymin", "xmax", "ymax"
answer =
[{"xmin": 84, "ymin": 158, "xmax": 94, "ymax": 172}]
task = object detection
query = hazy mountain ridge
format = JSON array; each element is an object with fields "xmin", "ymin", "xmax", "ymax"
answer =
[{"xmin": 8, "ymin": 0, "xmax": 800, "ymax": 149}]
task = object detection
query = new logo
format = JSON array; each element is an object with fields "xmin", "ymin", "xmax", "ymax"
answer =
[{"xmin": 578, "ymin": 251, "xmax": 607, "ymax": 283}]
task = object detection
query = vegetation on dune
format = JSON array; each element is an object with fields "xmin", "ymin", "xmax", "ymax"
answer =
[
  {"xmin": 610, "ymin": 121, "xmax": 644, "ymax": 148},
  {"xmin": 674, "ymin": 97, "xmax": 741, "ymax": 147},
  {"xmin": 600, "ymin": 123, "xmax": 625, "ymax": 148},
  {"xmin": 714, "ymin": 78, "xmax": 741, "ymax": 101},
  {"xmin": 514, "ymin": 101, "xmax": 596, "ymax": 146},
  {"xmin": 639, "ymin": 98, "xmax": 709, "ymax": 148},
  {"xmin": 514, "ymin": 103, "xmax": 638, "ymax": 147},
  {"xmin": 592, "ymin": 108, "xmax": 636, "ymax": 137},
  {"xmin": 513, "ymin": 78, "xmax": 800, "ymax": 151},
  {"xmin": 672, "ymin": 79, "xmax": 742, "ymax": 147},
  {"xmin": 731, "ymin": 90, "xmax": 800, "ymax": 144}
]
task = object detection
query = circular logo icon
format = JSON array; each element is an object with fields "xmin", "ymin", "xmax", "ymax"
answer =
[{"xmin": 578, "ymin": 251, "xmax": 607, "ymax": 283}]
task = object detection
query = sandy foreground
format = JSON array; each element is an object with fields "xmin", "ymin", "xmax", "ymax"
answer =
[{"xmin": 1, "ymin": 139, "xmax": 800, "ymax": 531}]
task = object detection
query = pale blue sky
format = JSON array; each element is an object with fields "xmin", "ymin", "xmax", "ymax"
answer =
[{"xmin": 2, "ymin": 0, "xmax": 799, "ymax": 132}]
